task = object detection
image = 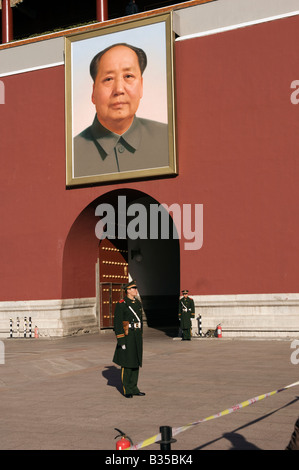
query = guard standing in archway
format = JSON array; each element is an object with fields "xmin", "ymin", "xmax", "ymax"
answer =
[
  {"xmin": 178, "ymin": 290, "xmax": 195, "ymax": 341},
  {"xmin": 113, "ymin": 280, "xmax": 145, "ymax": 398}
]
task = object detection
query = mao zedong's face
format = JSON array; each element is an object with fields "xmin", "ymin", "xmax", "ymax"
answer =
[{"xmin": 92, "ymin": 45, "xmax": 144, "ymax": 135}]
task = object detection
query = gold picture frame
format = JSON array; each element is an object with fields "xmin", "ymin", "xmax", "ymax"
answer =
[{"xmin": 65, "ymin": 13, "xmax": 177, "ymax": 187}]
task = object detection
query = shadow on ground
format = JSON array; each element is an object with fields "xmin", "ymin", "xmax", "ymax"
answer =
[
  {"xmin": 102, "ymin": 365, "xmax": 123, "ymax": 395},
  {"xmin": 194, "ymin": 397, "xmax": 299, "ymax": 450}
]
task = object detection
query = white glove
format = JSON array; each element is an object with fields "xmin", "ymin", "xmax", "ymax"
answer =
[{"xmin": 121, "ymin": 345, "xmax": 126, "ymax": 350}]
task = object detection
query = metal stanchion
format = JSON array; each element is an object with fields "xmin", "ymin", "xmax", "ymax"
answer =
[
  {"xmin": 157, "ymin": 426, "xmax": 176, "ymax": 450},
  {"xmin": 198, "ymin": 314, "xmax": 202, "ymax": 337},
  {"xmin": 8, "ymin": 317, "xmax": 34, "ymax": 339},
  {"xmin": 24, "ymin": 316, "xmax": 27, "ymax": 338}
]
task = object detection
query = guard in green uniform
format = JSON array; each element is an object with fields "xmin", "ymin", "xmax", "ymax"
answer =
[
  {"xmin": 113, "ymin": 280, "xmax": 145, "ymax": 398},
  {"xmin": 178, "ymin": 289, "xmax": 195, "ymax": 341}
]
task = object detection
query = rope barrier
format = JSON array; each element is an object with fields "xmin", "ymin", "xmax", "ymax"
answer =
[{"xmin": 126, "ymin": 379, "xmax": 299, "ymax": 450}]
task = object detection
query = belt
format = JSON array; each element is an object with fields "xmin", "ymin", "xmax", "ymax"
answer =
[{"xmin": 129, "ymin": 322, "xmax": 141, "ymax": 329}]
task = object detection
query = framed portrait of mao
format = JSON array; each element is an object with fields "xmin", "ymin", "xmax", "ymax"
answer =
[{"xmin": 65, "ymin": 13, "xmax": 177, "ymax": 187}]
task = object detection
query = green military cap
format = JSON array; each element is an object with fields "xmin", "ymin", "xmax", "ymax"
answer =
[
  {"xmin": 124, "ymin": 280, "xmax": 138, "ymax": 290},
  {"xmin": 182, "ymin": 289, "xmax": 189, "ymax": 294}
]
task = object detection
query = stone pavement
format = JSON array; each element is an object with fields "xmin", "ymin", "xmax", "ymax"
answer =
[{"xmin": 0, "ymin": 326, "xmax": 298, "ymax": 451}]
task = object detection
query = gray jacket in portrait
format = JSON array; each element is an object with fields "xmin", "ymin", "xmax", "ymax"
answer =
[{"xmin": 73, "ymin": 115, "xmax": 169, "ymax": 178}]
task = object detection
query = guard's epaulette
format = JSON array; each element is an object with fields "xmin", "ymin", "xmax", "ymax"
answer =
[{"xmin": 119, "ymin": 299, "xmax": 125, "ymax": 303}]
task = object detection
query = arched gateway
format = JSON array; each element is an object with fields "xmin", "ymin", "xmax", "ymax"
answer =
[{"xmin": 62, "ymin": 189, "xmax": 180, "ymax": 332}]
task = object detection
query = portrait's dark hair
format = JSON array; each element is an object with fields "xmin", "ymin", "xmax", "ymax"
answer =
[{"xmin": 90, "ymin": 43, "xmax": 147, "ymax": 82}]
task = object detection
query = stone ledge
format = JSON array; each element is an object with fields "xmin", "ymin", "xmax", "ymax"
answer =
[
  {"xmin": 0, "ymin": 298, "xmax": 98, "ymax": 338},
  {"xmin": 191, "ymin": 293, "xmax": 299, "ymax": 338}
]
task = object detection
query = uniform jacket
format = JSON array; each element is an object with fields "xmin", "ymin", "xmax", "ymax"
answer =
[
  {"xmin": 113, "ymin": 296, "xmax": 143, "ymax": 368},
  {"xmin": 74, "ymin": 115, "xmax": 169, "ymax": 177},
  {"xmin": 178, "ymin": 296, "xmax": 195, "ymax": 330}
]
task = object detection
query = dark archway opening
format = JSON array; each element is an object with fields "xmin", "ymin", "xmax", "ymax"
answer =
[{"xmin": 62, "ymin": 188, "xmax": 180, "ymax": 330}]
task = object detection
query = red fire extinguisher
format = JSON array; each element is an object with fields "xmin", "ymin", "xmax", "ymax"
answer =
[
  {"xmin": 114, "ymin": 428, "xmax": 133, "ymax": 450},
  {"xmin": 217, "ymin": 324, "xmax": 222, "ymax": 338}
]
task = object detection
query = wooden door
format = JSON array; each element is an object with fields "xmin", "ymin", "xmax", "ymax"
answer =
[{"xmin": 99, "ymin": 238, "xmax": 129, "ymax": 328}]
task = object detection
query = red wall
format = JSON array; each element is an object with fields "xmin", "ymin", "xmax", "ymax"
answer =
[
  {"xmin": 0, "ymin": 14, "xmax": 298, "ymax": 301},
  {"xmin": 175, "ymin": 15, "xmax": 299, "ymax": 295}
]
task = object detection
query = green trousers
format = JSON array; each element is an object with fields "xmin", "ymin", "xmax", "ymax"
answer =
[
  {"xmin": 182, "ymin": 328, "xmax": 192, "ymax": 340},
  {"xmin": 121, "ymin": 367, "xmax": 140, "ymax": 395}
]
